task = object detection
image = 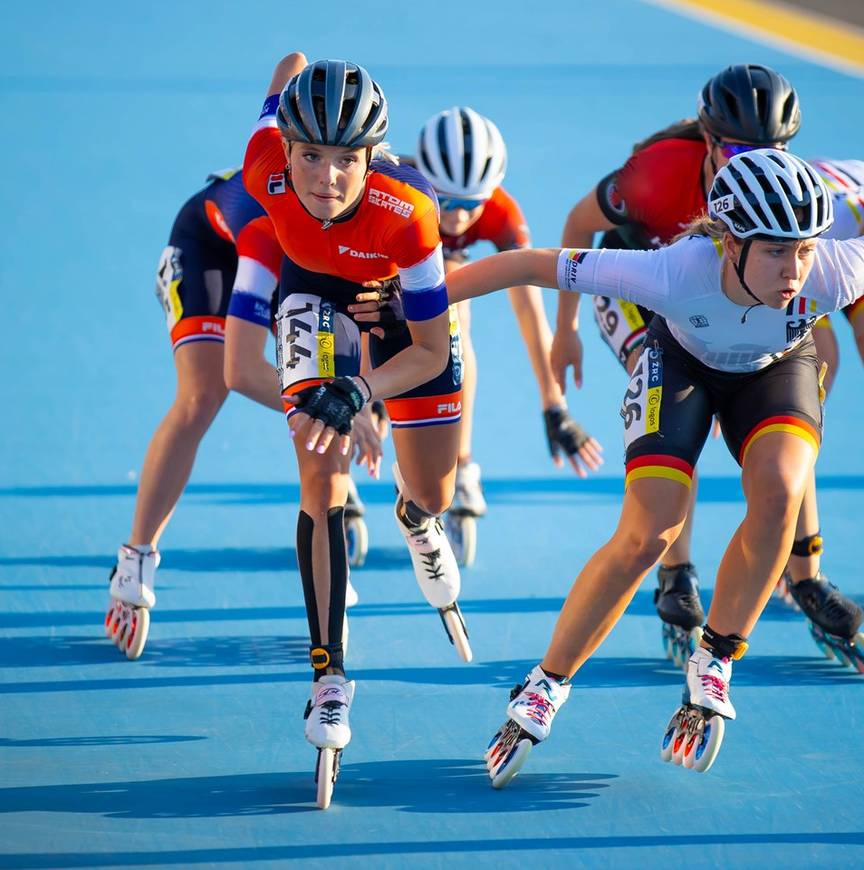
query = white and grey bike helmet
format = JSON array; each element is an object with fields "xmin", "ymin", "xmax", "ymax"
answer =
[
  {"xmin": 709, "ymin": 148, "xmax": 833, "ymax": 240},
  {"xmin": 277, "ymin": 60, "xmax": 388, "ymax": 147},
  {"xmin": 708, "ymin": 149, "xmax": 833, "ymax": 317},
  {"xmin": 415, "ymin": 106, "xmax": 507, "ymax": 199}
]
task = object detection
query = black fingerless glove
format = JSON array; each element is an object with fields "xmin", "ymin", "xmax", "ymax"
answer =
[
  {"xmin": 293, "ymin": 377, "xmax": 366, "ymax": 435},
  {"xmin": 543, "ymin": 406, "xmax": 590, "ymax": 458}
]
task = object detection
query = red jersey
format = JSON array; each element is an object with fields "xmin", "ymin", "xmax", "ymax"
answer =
[
  {"xmin": 440, "ymin": 186, "xmax": 531, "ymax": 255},
  {"xmin": 597, "ymin": 138, "xmax": 707, "ymax": 248},
  {"xmin": 243, "ymin": 96, "xmax": 448, "ymax": 322}
]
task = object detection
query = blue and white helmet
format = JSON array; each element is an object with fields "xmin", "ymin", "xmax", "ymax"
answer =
[{"xmin": 709, "ymin": 149, "xmax": 833, "ymax": 239}]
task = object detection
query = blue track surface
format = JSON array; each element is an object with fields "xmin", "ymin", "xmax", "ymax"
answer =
[{"xmin": 1, "ymin": 2, "xmax": 862, "ymax": 867}]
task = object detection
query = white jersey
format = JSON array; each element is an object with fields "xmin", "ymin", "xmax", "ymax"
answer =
[
  {"xmin": 810, "ymin": 159, "xmax": 864, "ymax": 242},
  {"xmin": 557, "ymin": 235, "xmax": 864, "ymax": 373}
]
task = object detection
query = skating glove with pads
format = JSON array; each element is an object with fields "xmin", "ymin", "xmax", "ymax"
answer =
[{"xmin": 293, "ymin": 377, "xmax": 366, "ymax": 435}]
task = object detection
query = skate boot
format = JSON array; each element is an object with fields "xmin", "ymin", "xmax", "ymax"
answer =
[
  {"xmin": 787, "ymin": 573, "xmax": 864, "ymax": 673},
  {"xmin": 445, "ymin": 461, "xmax": 486, "ymax": 567},
  {"xmin": 773, "ymin": 570, "xmax": 799, "ymax": 609},
  {"xmin": 661, "ymin": 644, "xmax": 738, "ymax": 773},
  {"xmin": 104, "ymin": 544, "xmax": 158, "ymax": 661},
  {"xmin": 655, "ymin": 563, "xmax": 705, "ymax": 670},
  {"xmin": 485, "ymin": 665, "xmax": 571, "ymax": 789},
  {"xmin": 344, "ymin": 476, "xmax": 369, "ymax": 568},
  {"xmin": 393, "ymin": 464, "xmax": 472, "ymax": 662},
  {"xmin": 304, "ymin": 675, "xmax": 355, "ymax": 810}
]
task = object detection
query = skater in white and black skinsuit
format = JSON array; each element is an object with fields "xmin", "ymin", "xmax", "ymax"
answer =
[{"xmin": 445, "ymin": 150, "xmax": 864, "ymax": 785}]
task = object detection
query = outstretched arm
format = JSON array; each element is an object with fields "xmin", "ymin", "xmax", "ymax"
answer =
[
  {"xmin": 266, "ymin": 52, "xmax": 308, "ymax": 99},
  {"xmin": 445, "ymin": 248, "xmax": 560, "ymax": 304}
]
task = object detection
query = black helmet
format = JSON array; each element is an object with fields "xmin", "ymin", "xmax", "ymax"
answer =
[
  {"xmin": 277, "ymin": 60, "xmax": 388, "ymax": 148},
  {"xmin": 698, "ymin": 64, "xmax": 800, "ymax": 145}
]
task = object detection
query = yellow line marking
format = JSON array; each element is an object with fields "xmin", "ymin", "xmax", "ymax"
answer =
[{"xmin": 645, "ymin": 0, "xmax": 864, "ymax": 77}]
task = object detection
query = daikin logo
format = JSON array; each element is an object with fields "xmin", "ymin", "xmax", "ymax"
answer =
[{"xmin": 338, "ymin": 245, "xmax": 387, "ymax": 260}]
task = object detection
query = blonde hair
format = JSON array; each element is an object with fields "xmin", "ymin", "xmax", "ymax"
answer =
[
  {"xmin": 371, "ymin": 142, "xmax": 398, "ymax": 164},
  {"xmin": 673, "ymin": 214, "xmax": 729, "ymax": 243}
]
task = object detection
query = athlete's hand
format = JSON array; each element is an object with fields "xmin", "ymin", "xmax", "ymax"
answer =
[
  {"xmin": 351, "ymin": 405, "xmax": 384, "ymax": 478},
  {"xmin": 285, "ymin": 377, "xmax": 366, "ymax": 456},
  {"xmin": 543, "ymin": 407, "xmax": 604, "ymax": 478},
  {"xmin": 348, "ymin": 280, "xmax": 400, "ymax": 339},
  {"xmin": 551, "ymin": 327, "xmax": 584, "ymax": 392}
]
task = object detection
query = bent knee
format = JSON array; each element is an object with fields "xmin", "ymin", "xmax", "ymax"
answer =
[
  {"xmin": 614, "ymin": 528, "xmax": 674, "ymax": 574},
  {"xmin": 410, "ymin": 485, "xmax": 454, "ymax": 517},
  {"xmin": 173, "ymin": 389, "xmax": 226, "ymax": 428}
]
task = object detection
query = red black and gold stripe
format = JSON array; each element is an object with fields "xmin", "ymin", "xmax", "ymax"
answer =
[
  {"xmin": 624, "ymin": 455, "xmax": 694, "ymax": 490},
  {"xmin": 739, "ymin": 415, "xmax": 820, "ymax": 465}
]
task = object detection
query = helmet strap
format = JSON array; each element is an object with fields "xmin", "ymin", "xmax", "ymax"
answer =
[{"xmin": 730, "ymin": 238, "xmax": 763, "ymax": 323}]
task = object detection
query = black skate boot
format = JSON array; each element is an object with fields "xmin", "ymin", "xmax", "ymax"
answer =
[
  {"xmin": 787, "ymin": 573, "xmax": 864, "ymax": 672},
  {"xmin": 655, "ymin": 563, "xmax": 705, "ymax": 669}
]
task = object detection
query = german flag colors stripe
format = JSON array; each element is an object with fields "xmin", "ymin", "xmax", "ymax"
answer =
[
  {"xmin": 625, "ymin": 455, "xmax": 694, "ymax": 490},
  {"xmin": 739, "ymin": 415, "xmax": 820, "ymax": 465}
]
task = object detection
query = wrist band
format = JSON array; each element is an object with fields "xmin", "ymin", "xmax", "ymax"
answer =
[{"xmin": 355, "ymin": 375, "xmax": 372, "ymax": 402}]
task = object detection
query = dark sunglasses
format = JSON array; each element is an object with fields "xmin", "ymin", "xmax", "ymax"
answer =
[
  {"xmin": 437, "ymin": 195, "xmax": 487, "ymax": 212},
  {"xmin": 712, "ymin": 137, "xmax": 786, "ymax": 159}
]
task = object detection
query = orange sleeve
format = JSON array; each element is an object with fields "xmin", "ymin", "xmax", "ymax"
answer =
[
  {"xmin": 242, "ymin": 126, "xmax": 285, "ymax": 208},
  {"xmin": 485, "ymin": 187, "xmax": 532, "ymax": 251},
  {"xmin": 235, "ymin": 216, "xmax": 283, "ymax": 277}
]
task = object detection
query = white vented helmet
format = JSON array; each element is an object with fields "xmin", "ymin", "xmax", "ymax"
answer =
[
  {"xmin": 415, "ymin": 106, "xmax": 507, "ymax": 198},
  {"xmin": 708, "ymin": 149, "xmax": 833, "ymax": 239}
]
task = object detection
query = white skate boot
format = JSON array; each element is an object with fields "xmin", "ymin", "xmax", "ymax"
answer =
[
  {"xmin": 485, "ymin": 665, "xmax": 571, "ymax": 789},
  {"xmin": 304, "ymin": 675, "xmax": 355, "ymax": 809},
  {"xmin": 105, "ymin": 544, "xmax": 158, "ymax": 661},
  {"xmin": 445, "ymin": 461, "xmax": 485, "ymax": 567},
  {"xmin": 344, "ymin": 476, "xmax": 369, "ymax": 568},
  {"xmin": 660, "ymin": 646, "xmax": 735, "ymax": 773},
  {"xmin": 393, "ymin": 464, "xmax": 471, "ymax": 662}
]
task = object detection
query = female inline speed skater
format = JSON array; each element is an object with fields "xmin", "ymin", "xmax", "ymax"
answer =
[
  {"xmin": 105, "ymin": 168, "xmax": 283, "ymax": 660},
  {"xmin": 243, "ymin": 54, "xmax": 472, "ymax": 807},
  {"xmin": 413, "ymin": 107, "xmax": 602, "ymax": 564},
  {"xmin": 556, "ymin": 62, "xmax": 860, "ymax": 670},
  {"xmin": 105, "ymin": 165, "xmax": 384, "ymax": 660},
  {"xmin": 445, "ymin": 150, "xmax": 864, "ymax": 785}
]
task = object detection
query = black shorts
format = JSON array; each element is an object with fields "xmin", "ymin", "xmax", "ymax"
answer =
[
  {"xmin": 276, "ymin": 257, "xmax": 463, "ymax": 429},
  {"xmin": 156, "ymin": 189, "xmax": 237, "ymax": 350},
  {"xmin": 622, "ymin": 318, "xmax": 823, "ymax": 489}
]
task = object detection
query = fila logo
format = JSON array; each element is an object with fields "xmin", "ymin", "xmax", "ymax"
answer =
[
  {"xmin": 338, "ymin": 245, "xmax": 387, "ymax": 260},
  {"xmin": 437, "ymin": 401, "xmax": 462, "ymax": 414},
  {"xmin": 267, "ymin": 173, "xmax": 286, "ymax": 195}
]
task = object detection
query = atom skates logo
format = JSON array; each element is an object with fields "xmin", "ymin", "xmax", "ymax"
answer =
[{"xmin": 368, "ymin": 188, "xmax": 415, "ymax": 218}]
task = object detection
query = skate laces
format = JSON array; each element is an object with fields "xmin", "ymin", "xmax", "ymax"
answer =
[
  {"xmin": 700, "ymin": 673, "xmax": 728, "ymax": 703},
  {"xmin": 319, "ymin": 700, "xmax": 346, "ymax": 726},
  {"xmin": 421, "ymin": 550, "xmax": 445, "ymax": 580},
  {"xmin": 519, "ymin": 691, "xmax": 554, "ymax": 726}
]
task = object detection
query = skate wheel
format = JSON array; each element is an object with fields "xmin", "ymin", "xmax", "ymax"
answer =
[
  {"xmin": 316, "ymin": 748, "xmax": 337, "ymax": 810},
  {"xmin": 440, "ymin": 604, "xmax": 473, "ymax": 663},
  {"xmin": 345, "ymin": 516, "xmax": 368, "ymax": 568},
  {"xmin": 487, "ymin": 720, "xmax": 534, "ymax": 789},
  {"xmin": 484, "ymin": 728, "xmax": 503, "ymax": 762},
  {"xmin": 660, "ymin": 711, "xmax": 682, "ymax": 763},
  {"xmin": 445, "ymin": 513, "xmax": 477, "ymax": 568},
  {"xmin": 808, "ymin": 623, "xmax": 835, "ymax": 661},
  {"xmin": 104, "ymin": 600, "xmax": 121, "ymax": 639},
  {"xmin": 124, "ymin": 607, "xmax": 150, "ymax": 661},
  {"xmin": 689, "ymin": 715, "xmax": 725, "ymax": 773}
]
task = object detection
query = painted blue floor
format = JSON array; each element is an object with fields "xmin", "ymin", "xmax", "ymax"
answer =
[{"xmin": 1, "ymin": 1, "xmax": 862, "ymax": 867}]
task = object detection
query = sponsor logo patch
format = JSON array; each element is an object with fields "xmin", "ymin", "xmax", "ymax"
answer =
[
  {"xmin": 337, "ymin": 245, "xmax": 388, "ymax": 260},
  {"xmin": 368, "ymin": 188, "xmax": 415, "ymax": 218},
  {"xmin": 267, "ymin": 173, "xmax": 286, "ymax": 195}
]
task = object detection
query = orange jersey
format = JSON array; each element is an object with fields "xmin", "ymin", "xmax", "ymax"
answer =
[
  {"xmin": 440, "ymin": 186, "xmax": 531, "ymax": 254},
  {"xmin": 243, "ymin": 98, "xmax": 448, "ymax": 321}
]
